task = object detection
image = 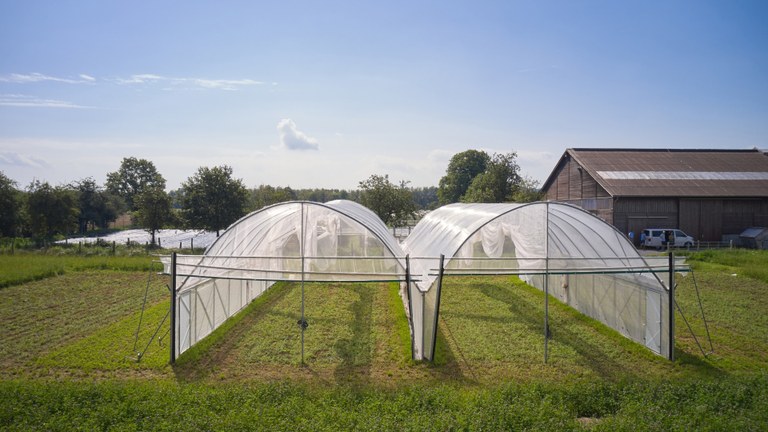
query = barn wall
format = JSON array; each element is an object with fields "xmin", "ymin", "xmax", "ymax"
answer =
[
  {"xmin": 614, "ymin": 198, "xmax": 678, "ymax": 242},
  {"xmin": 679, "ymin": 199, "xmax": 722, "ymax": 240},
  {"xmin": 543, "ymin": 158, "xmax": 614, "ymax": 224},
  {"xmin": 722, "ymin": 199, "xmax": 768, "ymax": 235},
  {"xmin": 544, "ymin": 158, "xmax": 610, "ymax": 202},
  {"xmin": 613, "ymin": 198, "xmax": 768, "ymax": 242},
  {"xmin": 542, "ymin": 152, "xmax": 768, "ymax": 243}
]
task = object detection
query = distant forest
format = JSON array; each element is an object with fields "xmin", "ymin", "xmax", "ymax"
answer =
[{"xmin": 168, "ymin": 185, "xmax": 439, "ymax": 212}]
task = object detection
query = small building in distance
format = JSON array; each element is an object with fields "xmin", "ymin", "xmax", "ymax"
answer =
[{"xmin": 540, "ymin": 148, "xmax": 768, "ymax": 244}]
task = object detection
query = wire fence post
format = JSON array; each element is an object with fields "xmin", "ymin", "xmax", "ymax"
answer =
[
  {"xmin": 668, "ymin": 251, "xmax": 675, "ymax": 361},
  {"xmin": 300, "ymin": 203, "xmax": 306, "ymax": 365},
  {"xmin": 430, "ymin": 254, "xmax": 445, "ymax": 362},
  {"xmin": 405, "ymin": 254, "xmax": 415, "ymax": 360},
  {"xmin": 544, "ymin": 202, "xmax": 550, "ymax": 364},
  {"xmin": 170, "ymin": 252, "xmax": 177, "ymax": 364}
]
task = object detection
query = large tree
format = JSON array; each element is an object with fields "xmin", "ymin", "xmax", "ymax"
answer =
[
  {"xmin": 180, "ymin": 165, "xmax": 248, "ymax": 235},
  {"xmin": 462, "ymin": 152, "xmax": 522, "ymax": 203},
  {"xmin": 358, "ymin": 174, "xmax": 416, "ymax": 227},
  {"xmin": 134, "ymin": 186, "xmax": 172, "ymax": 246},
  {"xmin": 437, "ymin": 150, "xmax": 490, "ymax": 205},
  {"xmin": 0, "ymin": 171, "xmax": 22, "ymax": 237},
  {"xmin": 105, "ymin": 157, "xmax": 166, "ymax": 210},
  {"xmin": 71, "ymin": 177, "xmax": 124, "ymax": 233},
  {"xmin": 26, "ymin": 181, "xmax": 78, "ymax": 242}
]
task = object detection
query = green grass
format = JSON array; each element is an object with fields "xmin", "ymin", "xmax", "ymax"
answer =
[
  {"xmin": 0, "ymin": 254, "xmax": 159, "ymax": 288},
  {"xmin": 1, "ymin": 376, "xmax": 765, "ymax": 431},
  {"xmin": 686, "ymin": 248, "xmax": 768, "ymax": 284},
  {"xmin": 173, "ymin": 281, "xmax": 425, "ymax": 385},
  {"xmin": 0, "ymin": 270, "xmax": 168, "ymax": 377},
  {"xmin": 39, "ymin": 300, "xmax": 171, "ymax": 371},
  {"xmin": 1, "ymin": 252, "xmax": 768, "ymax": 429}
]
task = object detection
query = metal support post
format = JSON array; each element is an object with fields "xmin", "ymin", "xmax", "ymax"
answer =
[
  {"xmin": 300, "ymin": 203, "xmax": 306, "ymax": 365},
  {"xmin": 170, "ymin": 252, "xmax": 177, "ymax": 364},
  {"xmin": 544, "ymin": 202, "xmax": 550, "ymax": 364},
  {"xmin": 405, "ymin": 255, "xmax": 415, "ymax": 360},
  {"xmin": 668, "ymin": 251, "xmax": 675, "ymax": 361},
  {"xmin": 430, "ymin": 254, "xmax": 445, "ymax": 362}
]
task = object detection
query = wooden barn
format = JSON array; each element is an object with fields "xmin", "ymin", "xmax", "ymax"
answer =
[{"xmin": 541, "ymin": 148, "xmax": 768, "ymax": 244}]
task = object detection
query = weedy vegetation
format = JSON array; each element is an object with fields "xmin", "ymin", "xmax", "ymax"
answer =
[{"xmin": 0, "ymin": 250, "xmax": 766, "ymax": 430}]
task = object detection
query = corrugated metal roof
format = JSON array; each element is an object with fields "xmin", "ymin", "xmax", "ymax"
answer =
[{"xmin": 564, "ymin": 149, "xmax": 768, "ymax": 197}]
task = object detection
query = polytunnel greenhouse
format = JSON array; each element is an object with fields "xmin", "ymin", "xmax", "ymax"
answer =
[{"xmin": 161, "ymin": 200, "xmax": 685, "ymax": 363}]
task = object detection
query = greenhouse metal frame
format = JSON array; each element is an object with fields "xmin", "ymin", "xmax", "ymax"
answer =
[{"xmin": 159, "ymin": 200, "xmax": 688, "ymax": 364}]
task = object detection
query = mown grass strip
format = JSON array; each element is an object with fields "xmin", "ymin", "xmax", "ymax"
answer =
[
  {"xmin": 386, "ymin": 282, "xmax": 413, "ymax": 364},
  {"xmin": 174, "ymin": 282, "xmax": 292, "ymax": 367},
  {"xmin": 0, "ymin": 254, "xmax": 159, "ymax": 289},
  {"xmin": 686, "ymin": 249, "xmax": 768, "ymax": 284}
]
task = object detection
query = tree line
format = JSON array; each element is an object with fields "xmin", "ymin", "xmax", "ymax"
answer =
[{"xmin": 0, "ymin": 150, "xmax": 540, "ymax": 245}]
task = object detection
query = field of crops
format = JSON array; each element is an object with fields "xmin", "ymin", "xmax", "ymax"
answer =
[{"xmin": 1, "ymin": 250, "xmax": 766, "ymax": 430}]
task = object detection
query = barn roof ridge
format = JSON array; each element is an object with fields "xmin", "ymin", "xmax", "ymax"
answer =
[{"xmin": 542, "ymin": 147, "xmax": 768, "ymax": 198}]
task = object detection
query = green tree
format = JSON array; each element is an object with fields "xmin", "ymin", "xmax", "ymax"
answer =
[
  {"xmin": 296, "ymin": 188, "xmax": 351, "ymax": 203},
  {"xmin": 0, "ymin": 171, "xmax": 22, "ymax": 237},
  {"xmin": 462, "ymin": 152, "xmax": 522, "ymax": 203},
  {"xmin": 181, "ymin": 165, "xmax": 248, "ymax": 235},
  {"xmin": 134, "ymin": 186, "xmax": 172, "ymax": 246},
  {"xmin": 358, "ymin": 174, "xmax": 416, "ymax": 226},
  {"xmin": 511, "ymin": 175, "xmax": 543, "ymax": 203},
  {"xmin": 26, "ymin": 181, "xmax": 78, "ymax": 243},
  {"xmin": 71, "ymin": 177, "xmax": 125, "ymax": 233},
  {"xmin": 437, "ymin": 150, "xmax": 490, "ymax": 204},
  {"xmin": 105, "ymin": 157, "xmax": 166, "ymax": 210},
  {"xmin": 249, "ymin": 185, "xmax": 297, "ymax": 210},
  {"xmin": 411, "ymin": 186, "xmax": 439, "ymax": 210}
]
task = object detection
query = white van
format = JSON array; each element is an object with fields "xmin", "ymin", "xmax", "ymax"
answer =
[{"xmin": 642, "ymin": 228, "xmax": 694, "ymax": 249}]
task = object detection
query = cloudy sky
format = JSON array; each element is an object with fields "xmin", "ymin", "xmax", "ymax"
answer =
[{"xmin": 1, "ymin": 1, "xmax": 766, "ymax": 190}]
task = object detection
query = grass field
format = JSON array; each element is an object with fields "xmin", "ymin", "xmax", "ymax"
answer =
[{"xmin": 1, "ymin": 250, "xmax": 766, "ymax": 430}]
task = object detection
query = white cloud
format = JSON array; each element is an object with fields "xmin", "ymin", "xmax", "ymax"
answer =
[
  {"xmin": 192, "ymin": 78, "xmax": 263, "ymax": 90},
  {"xmin": 0, "ymin": 72, "xmax": 90, "ymax": 84},
  {"xmin": 0, "ymin": 94, "xmax": 92, "ymax": 109},
  {"xmin": 276, "ymin": 119, "xmax": 319, "ymax": 151},
  {"xmin": 0, "ymin": 151, "xmax": 49, "ymax": 168},
  {"xmin": 427, "ymin": 149, "xmax": 454, "ymax": 163},
  {"xmin": 1, "ymin": 72, "xmax": 268, "ymax": 91},
  {"xmin": 115, "ymin": 74, "xmax": 264, "ymax": 90},
  {"xmin": 115, "ymin": 74, "xmax": 164, "ymax": 84}
]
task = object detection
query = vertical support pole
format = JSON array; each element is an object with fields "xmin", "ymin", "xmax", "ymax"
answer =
[
  {"xmin": 191, "ymin": 238, "xmax": 194, "ymax": 251},
  {"xmin": 170, "ymin": 252, "xmax": 177, "ymax": 364},
  {"xmin": 430, "ymin": 254, "xmax": 445, "ymax": 362},
  {"xmin": 544, "ymin": 202, "xmax": 550, "ymax": 364},
  {"xmin": 405, "ymin": 255, "xmax": 415, "ymax": 360},
  {"xmin": 668, "ymin": 251, "xmax": 675, "ymax": 361},
  {"xmin": 300, "ymin": 203, "xmax": 306, "ymax": 365}
]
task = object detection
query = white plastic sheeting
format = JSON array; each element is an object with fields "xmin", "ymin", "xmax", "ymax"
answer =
[
  {"xmin": 401, "ymin": 202, "xmax": 674, "ymax": 360},
  {"xmin": 169, "ymin": 201, "xmax": 409, "ymax": 358},
  {"xmin": 164, "ymin": 200, "xmax": 679, "ymax": 363}
]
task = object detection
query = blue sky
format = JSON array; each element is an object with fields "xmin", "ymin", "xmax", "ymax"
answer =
[{"xmin": 1, "ymin": 0, "xmax": 766, "ymax": 190}]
